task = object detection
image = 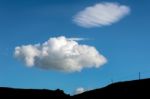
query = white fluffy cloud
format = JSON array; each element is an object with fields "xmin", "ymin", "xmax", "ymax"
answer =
[
  {"xmin": 75, "ymin": 87, "xmax": 85, "ymax": 94},
  {"xmin": 14, "ymin": 36, "xmax": 107, "ymax": 72},
  {"xmin": 73, "ymin": 2, "xmax": 130, "ymax": 28}
]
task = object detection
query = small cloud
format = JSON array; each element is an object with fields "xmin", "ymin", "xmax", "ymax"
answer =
[
  {"xmin": 68, "ymin": 37, "xmax": 85, "ymax": 41},
  {"xmin": 75, "ymin": 87, "xmax": 85, "ymax": 94},
  {"xmin": 73, "ymin": 2, "xmax": 130, "ymax": 28},
  {"xmin": 14, "ymin": 36, "xmax": 107, "ymax": 72}
]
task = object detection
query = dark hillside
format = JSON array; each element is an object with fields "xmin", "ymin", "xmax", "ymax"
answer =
[{"xmin": 0, "ymin": 79, "xmax": 150, "ymax": 98}]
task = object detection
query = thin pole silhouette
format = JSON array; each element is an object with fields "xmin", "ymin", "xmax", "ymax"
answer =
[{"xmin": 139, "ymin": 72, "xmax": 141, "ymax": 80}]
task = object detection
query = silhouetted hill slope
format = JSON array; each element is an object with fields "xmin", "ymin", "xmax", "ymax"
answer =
[
  {"xmin": 0, "ymin": 79, "xmax": 150, "ymax": 98},
  {"xmin": 0, "ymin": 87, "xmax": 70, "ymax": 98},
  {"xmin": 73, "ymin": 79, "xmax": 150, "ymax": 98}
]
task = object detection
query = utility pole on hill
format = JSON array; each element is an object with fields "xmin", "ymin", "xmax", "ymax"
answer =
[{"xmin": 139, "ymin": 72, "xmax": 141, "ymax": 80}]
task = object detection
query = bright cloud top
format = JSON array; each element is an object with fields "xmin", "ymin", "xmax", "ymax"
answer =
[
  {"xmin": 73, "ymin": 2, "xmax": 130, "ymax": 28},
  {"xmin": 14, "ymin": 36, "xmax": 107, "ymax": 72},
  {"xmin": 75, "ymin": 87, "xmax": 85, "ymax": 94}
]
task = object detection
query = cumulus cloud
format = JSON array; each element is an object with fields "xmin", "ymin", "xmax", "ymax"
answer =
[
  {"xmin": 73, "ymin": 2, "xmax": 130, "ymax": 28},
  {"xmin": 14, "ymin": 36, "xmax": 107, "ymax": 72},
  {"xmin": 75, "ymin": 87, "xmax": 85, "ymax": 94}
]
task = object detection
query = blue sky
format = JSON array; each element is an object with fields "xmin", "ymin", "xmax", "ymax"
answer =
[{"xmin": 0, "ymin": 0, "xmax": 150, "ymax": 94}]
